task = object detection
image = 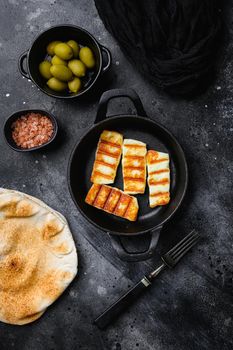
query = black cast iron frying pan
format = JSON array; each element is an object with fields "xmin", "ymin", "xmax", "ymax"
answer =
[{"xmin": 68, "ymin": 89, "xmax": 188, "ymax": 261}]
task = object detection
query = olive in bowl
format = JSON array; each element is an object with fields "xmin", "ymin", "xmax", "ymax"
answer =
[
  {"xmin": 18, "ymin": 25, "xmax": 111, "ymax": 99},
  {"xmin": 4, "ymin": 109, "xmax": 58, "ymax": 152}
]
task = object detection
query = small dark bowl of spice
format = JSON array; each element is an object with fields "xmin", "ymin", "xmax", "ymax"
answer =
[{"xmin": 4, "ymin": 109, "xmax": 58, "ymax": 152}]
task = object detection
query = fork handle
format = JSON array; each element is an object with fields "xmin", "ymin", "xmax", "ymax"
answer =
[{"xmin": 94, "ymin": 276, "xmax": 152, "ymax": 329}]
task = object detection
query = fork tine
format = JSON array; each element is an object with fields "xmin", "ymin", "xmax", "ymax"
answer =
[
  {"xmin": 166, "ymin": 230, "xmax": 197, "ymax": 257},
  {"xmin": 172, "ymin": 235, "xmax": 200, "ymax": 263},
  {"xmin": 169, "ymin": 231, "xmax": 199, "ymax": 259}
]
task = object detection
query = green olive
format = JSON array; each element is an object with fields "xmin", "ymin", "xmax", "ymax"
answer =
[
  {"xmin": 39, "ymin": 61, "xmax": 52, "ymax": 80},
  {"xmin": 51, "ymin": 55, "xmax": 67, "ymax": 66},
  {"xmin": 50, "ymin": 65, "xmax": 73, "ymax": 82},
  {"xmin": 79, "ymin": 46, "xmax": 95, "ymax": 69},
  {"xmin": 47, "ymin": 77, "xmax": 67, "ymax": 91},
  {"xmin": 67, "ymin": 40, "xmax": 79, "ymax": 58},
  {"xmin": 54, "ymin": 43, "xmax": 73, "ymax": 60},
  {"xmin": 68, "ymin": 77, "xmax": 82, "ymax": 93},
  {"xmin": 46, "ymin": 41, "xmax": 62, "ymax": 56},
  {"xmin": 68, "ymin": 59, "xmax": 86, "ymax": 77}
]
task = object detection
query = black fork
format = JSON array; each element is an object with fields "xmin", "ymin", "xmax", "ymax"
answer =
[
  {"xmin": 94, "ymin": 230, "xmax": 200, "ymax": 329},
  {"xmin": 162, "ymin": 229, "xmax": 199, "ymax": 267}
]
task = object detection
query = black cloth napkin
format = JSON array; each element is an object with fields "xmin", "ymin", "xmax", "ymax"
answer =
[{"xmin": 95, "ymin": 0, "xmax": 223, "ymax": 97}]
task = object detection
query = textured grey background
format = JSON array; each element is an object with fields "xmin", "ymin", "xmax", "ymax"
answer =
[{"xmin": 0, "ymin": 0, "xmax": 232, "ymax": 349}]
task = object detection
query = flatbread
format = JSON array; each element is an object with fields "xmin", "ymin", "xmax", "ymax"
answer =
[{"xmin": 0, "ymin": 188, "xmax": 78, "ymax": 325}]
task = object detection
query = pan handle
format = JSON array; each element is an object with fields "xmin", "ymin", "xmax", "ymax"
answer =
[
  {"xmin": 108, "ymin": 226, "xmax": 162, "ymax": 262},
  {"xmin": 18, "ymin": 50, "xmax": 30, "ymax": 79},
  {"xmin": 95, "ymin": 88, "xmax": 147, "ymax": 123},
  {"xmin": 100, "ymin": 45, "xmax": 112, "ymax": 73}
]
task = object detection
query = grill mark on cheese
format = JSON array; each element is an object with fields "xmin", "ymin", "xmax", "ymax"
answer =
[
  {"xmin": 103, "ymin": 188, "xmax": 121, "ymax": 213},
  {"xmin": 124, "ymin": 155, "xmax": 145, "ymax": 160},
  {"xmin": 95, "ymin": 160, "xmax": 116, "ymax": 169},
  {"xmin": 85, "ymin": 184, "xmax": 101, "ymax": 205},
  {"xmin": 114, "ymin": 193, "xmax": 131, "ymax": 217},
  {"xmin": 124, "ymin": 198, "xmax": 137, "ymax": 220},
  {"xmin": 85, "ymin": 184, "xmax": 138, "ymax": 221},
  {"xmin": 149, "ymin": 169, "xmax": 169, "ymax": 175},
  {"xmin": 158, "ymin": 199, "xmax": 169, "ymax": 205},
  {"xmin": 124, "ymin": 177, "xmax": 145, "ymax": 182},
  {"xmin": 91, "ymin": 171, "xmax": 113, "ymax": 180},
  {"xmin": 150, "ymin": 192, "xmax": 170, "ymax": 197},
  {"xmin": 149, "ymin": 179, "xmax": 170, "ymax": 185},
  {"xmin": 98, "ymin": 143, "xmax": 121, "ymax": 156},
  {"xmin": 93, "ymin": 185, "xmax": 111, "ymax": 208},
  {"xmin": 98, "ymin": 150, "xmax": 119, "ymax": 159},
  {"xmin": 149, "ymin": 158, "xmax": 168, "ymax": 164},
  {"xmin": 124, "ymin": 166, "xmax": 145, "ymax": 171},
  {"xmin": 121, "ymin": 196, "xmax": 133, "ymax": 217},
  {"xmin": 100, "ymin": 140, "xmax": 121, "ymax": 149},
  {"xmin": 125, "ymin": 197, "xmax": 133, "ymax": 211},
  {"xmin": 150, "ymin": 192, "xmax": 170, "ymax": 207},
  {"xmin": 124, "ymin": 187, "xmax": 144, "ymax": 193},
  {"xmin": 124, "ymin": 144, "xmax": 146, "ymax": 148},
  {"xmin": 149, "ymin": 151, "xmax": 159, "ymax": 157}
]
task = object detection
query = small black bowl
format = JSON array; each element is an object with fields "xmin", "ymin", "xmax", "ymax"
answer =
[
  {"xmin": 4, "ymin": 109, "xmax": 58, "ymax": 152},
  {"xmin": 18, "ymin": 24, "xmax": 111, "ymax": 99}
]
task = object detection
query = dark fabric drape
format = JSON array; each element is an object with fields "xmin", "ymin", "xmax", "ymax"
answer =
[{"xmin": 95, "ymin": 0, "xmax": 223, "ymax": 97}]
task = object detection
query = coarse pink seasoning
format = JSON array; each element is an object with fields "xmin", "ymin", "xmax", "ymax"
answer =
[{"xmin": 11, "ymin": 113, "xmax": 54, "ymax": 149}]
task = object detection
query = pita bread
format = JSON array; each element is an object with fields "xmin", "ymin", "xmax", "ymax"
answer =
[{"xmin": 0, "ymin": 188, "xmax": 78, "ymax": 325}]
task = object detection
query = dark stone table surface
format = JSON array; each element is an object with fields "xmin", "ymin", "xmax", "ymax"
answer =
[{"xmin": 0, "ymin": 1, "xmax": 232, "ymax": 349}]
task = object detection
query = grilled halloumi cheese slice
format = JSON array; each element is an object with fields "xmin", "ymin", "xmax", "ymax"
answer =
[
  {"xmin": 85, "ymin": 184, "xmax": 139, "ymax": 221},
  {"xmin": 146, "ymin": 150, "xmax": 170, "ymax": 208},
  {"xmin": 91, "ymin": 130, "xmax": 123, "ymax": 184},
  {"xmin": 122, "ymin": 139, "xmax": 147, "ymax": 194}
]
